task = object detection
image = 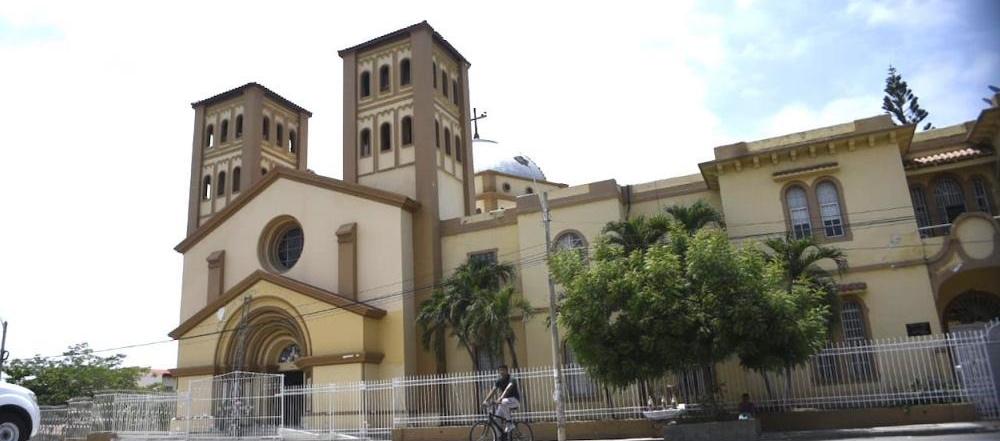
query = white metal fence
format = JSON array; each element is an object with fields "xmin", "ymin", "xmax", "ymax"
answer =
[{"xmin": 36, "ymin": 323, "xmax": 1000, "ymax": 440}]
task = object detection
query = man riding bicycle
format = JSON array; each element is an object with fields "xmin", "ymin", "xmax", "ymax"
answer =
[{"xmin": 482, "ymin": 365, "xmax": 520, "ymax": 434}]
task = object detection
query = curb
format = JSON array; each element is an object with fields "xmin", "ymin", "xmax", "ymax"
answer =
[{"xmin": 760, "ymin": 422, "xmax": 1000, "ymax": 440}]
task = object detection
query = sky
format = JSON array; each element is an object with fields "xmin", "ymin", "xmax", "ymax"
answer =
[{"xmin": 0, "ymin": 0, "xmax": 997, "ymax": 370}]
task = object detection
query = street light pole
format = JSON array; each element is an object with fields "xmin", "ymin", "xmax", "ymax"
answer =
[
  {"xmin": 540, "ymin": 191, "xmax": 568, "ymax": 441},
  {"xmin": 512, "ymin": 154, "xmax": 567, "ymax": 440},
  {"xmin": 1, "ymin": 320, "xmax": 9, "ymax": 378}
]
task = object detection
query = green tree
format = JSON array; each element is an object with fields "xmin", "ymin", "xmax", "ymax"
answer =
[
  {"xmin": 741, "ymin": 235, "xmax": 844, "ymax": 402},
  {"xmin": 599, "ymin": 215, "xmax": 671, "ymax": 256},
  {"xmin": 883, "ymin": 65, "xmax": 933, "ymax": 130},
  {"xmin": 5, "ymin": 343, "xmax": 146, "ymax": 405},
  {"xmin": 664, "ymin": 199, "xmax": 725, "ymax": 235},
  {"xmin": 762, "ymin": 235, "xmax": 844, "ymax": 302},
  {"xmin": 464, "ymin": 286, "xmax": 533, "ymax": 370},
  {"xmin": 417, "ymin": 258, "xmax": 524, "ymax": 371},
  {"xmin": 551, "ymin": 223, "xmax": 767, "ymax": 401}
]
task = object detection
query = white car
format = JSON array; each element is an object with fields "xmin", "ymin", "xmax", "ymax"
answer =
[{"xmin": 0, "ymin": 382, "xmax": 39, "ymax": 441}]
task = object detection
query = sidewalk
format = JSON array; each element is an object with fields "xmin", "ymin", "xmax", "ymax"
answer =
[{"xmin": 759, "ymin": 421, "xmax": 1000, "ymax": 440}]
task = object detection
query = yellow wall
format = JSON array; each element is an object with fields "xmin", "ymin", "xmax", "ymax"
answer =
[{"xmin": 180, "ymin": 178, "xmax": 412, "ymax": 322}]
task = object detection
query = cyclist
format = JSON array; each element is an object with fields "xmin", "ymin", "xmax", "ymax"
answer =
[{"xmin": 482, "ymin": 364, "xmax": 520, "ymax": 434}]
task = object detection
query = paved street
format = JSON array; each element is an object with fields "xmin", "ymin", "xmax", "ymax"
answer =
[{"xmin": 808, "ymin": 435, "xmax": 1000, "ymax": 441}]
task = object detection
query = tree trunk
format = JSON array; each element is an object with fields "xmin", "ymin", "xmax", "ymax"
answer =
[
  {"xmin": 760, "ymin": 369, "xmax": 774, "ymax": 402},
  {"xmin": 505, "ymin": 338, "xmax": 520, "ymax": 370}
]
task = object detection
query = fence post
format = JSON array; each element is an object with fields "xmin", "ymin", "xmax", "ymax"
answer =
[
  {"xmin": 391, "ymin": 377, "xmax": 400, "ymax": 431},
  {"xmin": 185, "ymin": 386, "xmax": 192, "ymax": 439}
]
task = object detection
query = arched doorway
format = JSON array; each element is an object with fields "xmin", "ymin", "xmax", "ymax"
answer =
[
  {"xmin": 217, "ymin": 304, "xmax": 310, "ymax": 428},
  {"xmin": 944, "ymin": 290, "xmax": 1000, "ymax": 333}
]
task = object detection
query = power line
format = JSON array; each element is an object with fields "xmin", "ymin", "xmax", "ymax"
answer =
[{"xmin": 28, "ymin": 206, "xmax": 987, "ymax": 360}]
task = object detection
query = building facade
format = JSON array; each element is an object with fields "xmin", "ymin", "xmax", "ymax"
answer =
[{"xmin": 169, "ymin": 22, "xmax": 1000, "ymax": 391}]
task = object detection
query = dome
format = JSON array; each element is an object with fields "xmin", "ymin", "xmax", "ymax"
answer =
[{"xmin": 473, "ymin": 139, "xmax": 547, "ymax": 181}]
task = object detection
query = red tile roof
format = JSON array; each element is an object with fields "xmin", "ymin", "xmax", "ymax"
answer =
[{"xmin": 905, "ymin": 145, "xmax": 993, "ymax": 169}]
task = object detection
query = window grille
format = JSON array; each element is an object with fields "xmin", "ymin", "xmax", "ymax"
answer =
[{"xmin": 787, "ymin": 186, "xmax": 811, "ymax": 239}]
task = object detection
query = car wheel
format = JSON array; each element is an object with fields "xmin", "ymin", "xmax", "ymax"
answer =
[{"xmin": 0, "ymin": 412, "xmax": 28, "ymax": 441}]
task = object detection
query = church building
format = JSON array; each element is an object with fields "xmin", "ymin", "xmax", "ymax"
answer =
[{"xmin": 168, "ymin": 22, "xmax": 1000, "ymax": 391}]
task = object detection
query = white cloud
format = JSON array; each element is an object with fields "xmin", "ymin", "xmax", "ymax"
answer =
[
  {"xmin": 759, "ymin": 95, "xmax": 882, "ymax": 138},
  {"xmin": 846, "ymin": 0, "xmax": 959, "ymax": 27}
]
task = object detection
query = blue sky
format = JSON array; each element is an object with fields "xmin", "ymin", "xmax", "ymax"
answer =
[
  {"xmin": 0, "ymin": 0, "xmax": 997, "ymax": 368},
  {"xmin": 708, "ymin": 1, "xmax": 999, "ymax": 139}
]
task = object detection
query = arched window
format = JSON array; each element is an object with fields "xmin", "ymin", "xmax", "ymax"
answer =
[
  {"xmin": 379, "ymin": 65, "xmax": 390, "ymax": 92},
  {"xmin": 432, "ymin": 63, "xmax": 437, "ymax": 88},
  {"xmin": 526, "ymin": 187, "xmax": 534, "ymax": 194},
  {"xmin": 276, "ymin": 123, "xmax": 284, "ymax": 147},
  {"xmin": 278, "ymin": 344, "xmax": 301, "ymax": 363},
  {"xmin": 202, "ymin": 175, "xmax": 212, "ymax": 200},
  {"xmin": 262, "ymin": 117, "xmax": 270, "ymax": 140},
  {"xmin": 444, "ymin": 128, "xmax": 451, "ymax": 155},
  {"xmin": 554, "ymin": 231, "xmax": 587, "ymax": 254},
  {"xmin": 235, "ymin": 115, "xmax": 243, "ymax": 138},
  {"xmin": 452, "ymin": 80, "xmax": 458, "ymax": 105},
  {"xmin": 401, "ymin": 116, "xmax": 413, "ymax": 145},
  {"xmin": 454, "ymin": 135, "xmax": 462, "ymax": 162},
  {"xmin": 910, "ymin": 186, "xmax": 931, "ymax": 237},
  {"xmin": 205, "ymin": 125, "xmax": 214, "ymax": 147},
  {"xmin": 442, "ymin": 72, "xmax": 449, "ymax": 97},
  {"xmin": 220, "ymin": 119, "xmax": 229, "ymax": 143},
  {"xmin": 934, "ymin": 177, "xmax": 966, "ymax": 224},
  {"xmin": 434, "ymin": 120, "xmax": 440, "ymax": 148},
  {"xmin": 840, "ymin": 300, "xmax": 876, "ymax": 380},
  {"xmin": 261, "ymin": 167, "xmax": 268, "ymax": 176},
  {"xmin": 502, "ymin": 183, "xmax": 511, "ymax": 192},
  {"xmin": 232, "ymin": 167, "xmax": 242, "ymax": 193},
  {"xmin": 380, "ymin": 122, "xmax": 391, "ymax": 151},
  {"xmin": 359, "ymin": 129, "xmax": 372, "ymax": 157},
  {"xmin": 360, "ymin": 71, "xmax": 371, "ymax": 98},
  {"xmin": 972, "ymin": 177, "xmax": 993, "ymax": 214},
  {"xmin": 400, "ymin": 58, "xmax": 411, "ymax": 86},
  {"xmin": 786, "ymin": 186, "xmax": 811, "ymax": 239},
  {"xmin": 217, "ymin": 171, "xmax": 226, "ymax": 196},
  {"xmin": 288, "ymin": 130, "xmax": 297, "ymax": 153},
  {"xmin": 816, "ymin": 181, "xmax": 844, "ymax": 238}
]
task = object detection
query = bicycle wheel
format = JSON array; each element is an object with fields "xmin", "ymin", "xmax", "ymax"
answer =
[
  {"xmin": 469, "ymin": 421, "xmax": 497, "ymax": 441},
  {"xmin": 510, "ymin": 421, "xmax": 533, "ymax": 441}
]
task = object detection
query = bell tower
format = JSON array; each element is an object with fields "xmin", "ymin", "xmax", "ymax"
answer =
[
  {"xmin": 339, "ymin": 22, "xmax": 475, "ymax": 374},
  {"xmin": 186, "ymin": 83, "xmax": 312, "ymax": 234},
  {"xmin": 338, "ymin": 22, "xmax": 475, "ymax": 220}
]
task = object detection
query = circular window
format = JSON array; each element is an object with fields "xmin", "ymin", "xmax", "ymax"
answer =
[{"xmin": 260, "ymin": 217, "xmax": 305, "ymax": 272}]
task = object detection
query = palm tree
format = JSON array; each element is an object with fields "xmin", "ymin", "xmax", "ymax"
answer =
[
  {"xmin": 600, "ymin": 215, "xmax": 671, "ymax": 255},
  {"xmin": 416, "ymin": 258, "xmax": 520, "ymax": 371},
  {"xmin": 664, "ymin": 200, "xmax": 725, "ymax": 235},
  {"xmin": 761, "ymin": 234, "xmax": 845, "ymax": 403},
  {"xmin": 465, "ymin": 286, "xmax": 533, "ymax": 370},
  {"xmin": 762, "ymin": 235, "xmax": 845, "ymax": 295}
]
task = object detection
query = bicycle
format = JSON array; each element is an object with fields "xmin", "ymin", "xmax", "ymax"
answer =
[{"xmin": 468, "ymin": 402, "xmax": 533, "ymax": 441}]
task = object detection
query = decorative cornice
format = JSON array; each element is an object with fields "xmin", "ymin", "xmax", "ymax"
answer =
[
  {"xmin": 169, "ymin": 270, "xmax": 386, "ymax": 339},
  {"xmin": 295, "ymin": 352, "xmax": 385, "ymax": 369}
]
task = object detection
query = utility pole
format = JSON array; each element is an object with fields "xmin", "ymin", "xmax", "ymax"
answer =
[
  {"xmin": 0, "ymin": 319, "xmax": 8, "ymax": 378},
  {"xmin": 540, "ymin": 192, "xmax": 568, "ymax": 441}
]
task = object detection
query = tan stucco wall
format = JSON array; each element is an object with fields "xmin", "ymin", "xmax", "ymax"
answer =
[
  {"xmin": 179, "ymin": 178, "xmax": 412, "ymax": 323},
  {"xmin": 437, "ymin": 169, "xmax": 465, "ymax": 220},
  {"xmin": 718, "ymin": 141, "xmax": 925, "ymax": 269},
  {"xmin": 175, "ymin": 279, "xmax": 370, "ymax": 368},
  {"xmin": 359, "ymin": 165, "xmax": 416, "ymax": 200}
]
